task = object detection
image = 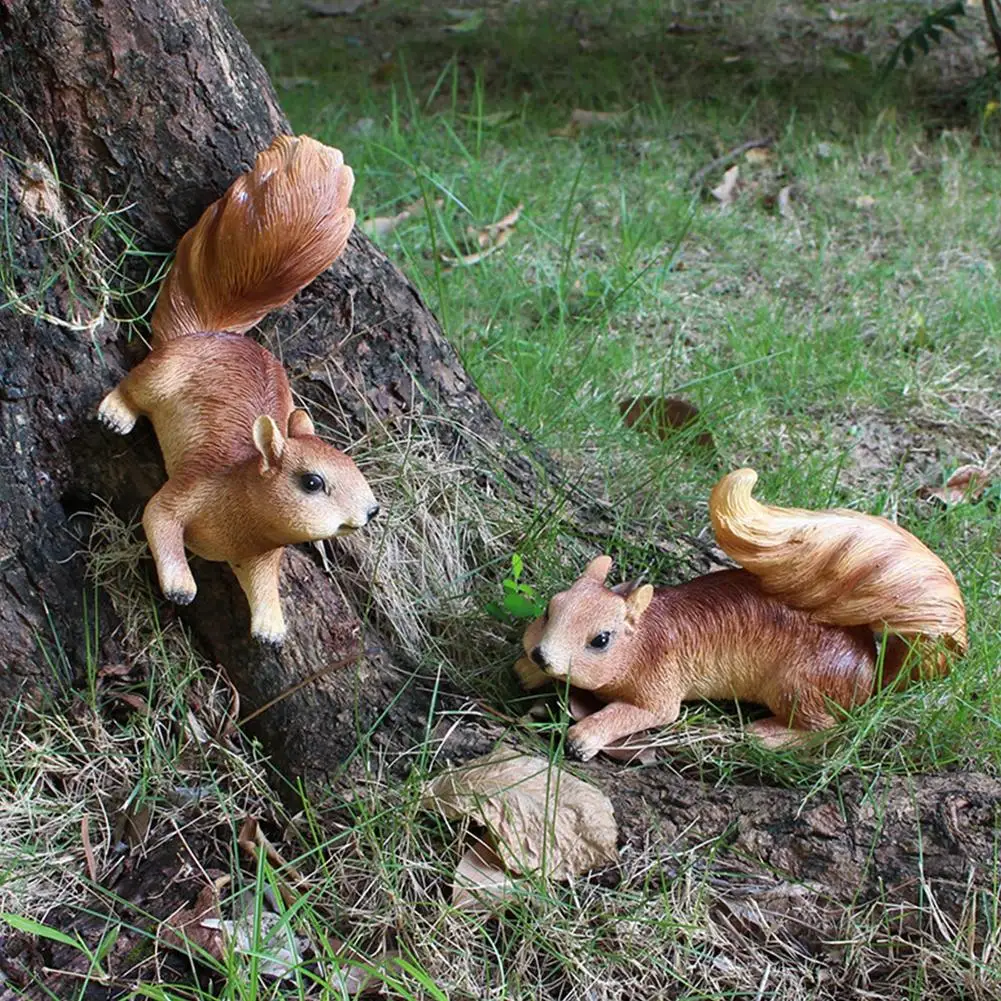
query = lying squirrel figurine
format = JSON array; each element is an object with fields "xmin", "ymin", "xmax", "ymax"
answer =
[
  {"xmin": 99, "ymin": 135, "xmax": 378, "ymax": 645},
  {"xmin": 516, "ymin": 468, "xmax": 967, "ymax": 759}
]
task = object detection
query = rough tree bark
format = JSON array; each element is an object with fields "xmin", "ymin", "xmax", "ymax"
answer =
[
  {"xmin": 1, "ymin": 2, "xmax": 999, "ymax": 989},
  {"xmin": 0, "ymin": 0, "xmax": 525, "ymax": 786}
]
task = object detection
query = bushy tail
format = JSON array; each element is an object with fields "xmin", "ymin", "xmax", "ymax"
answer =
[
  {"xmin": 151, "ymin": 135, "xmax": 355, "ymax": 346},
  {"xmin": 709, "ymin": 468, "xmax": 967, "ymax": 675}
]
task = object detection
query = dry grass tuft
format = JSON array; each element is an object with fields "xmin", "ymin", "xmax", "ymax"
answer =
[{"xmin": 0, "ymin": 505, "xmax": 274, "ymax": 918}]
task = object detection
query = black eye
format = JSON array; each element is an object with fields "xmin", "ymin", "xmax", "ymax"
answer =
[
  {"xmin": 589, "ymin": 631, "xmax": 611, "ymax": 650},
  {"xmin": 299, "ymin": 473, "xmax": 325, "ymax": 494}
]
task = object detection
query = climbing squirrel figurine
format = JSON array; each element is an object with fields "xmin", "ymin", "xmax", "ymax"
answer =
[
  {"xmin": 516, "ymin": 468, "xmax": 967, "ymax": 759},
  {"xmin": 98, "ymin": 135, "xmax": 379, "ymax": 645}
]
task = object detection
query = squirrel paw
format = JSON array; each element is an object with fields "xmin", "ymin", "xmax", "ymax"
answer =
[
  {"xmin": 252, "ymin": 625, "xmax": 286, "ymax": 648},
  {"xmin": 250, "ymin": 609, "xmax": 286, "ymax": 648},
  {"xmin": 565, "ymin": 724, "xmax": 604, "ymax": 763},
  {"xmin": 162, "ymin": 585, "xmax": 196, "ymax": 606},
  {"xmin": 98, "ymin": 391, "xmax": 138, "ymax": 435}
]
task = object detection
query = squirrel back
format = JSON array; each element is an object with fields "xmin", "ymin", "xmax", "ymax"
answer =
[
  {"xmin": 151, "ymin": 135, "xmax": 355, "ymax": 347},
  {"xmin": 709, "ymin": 468, "xmax": 968, "ymax": 673}
]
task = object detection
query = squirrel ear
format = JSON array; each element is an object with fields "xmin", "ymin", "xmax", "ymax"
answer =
[
  {"xmin": 287, "ymin": 408, "xmax": 315, "ymax": 438},
  {"xmin": 583, "ymin": 555, "xmax": 613, "ymax": 584},
  {"xmin": 252, "ymin": 415, "xmax": 286, "ymax": 472},
  {"xmin": 625, "ymin": 584, "xmax": 654, "ymax": 625}
]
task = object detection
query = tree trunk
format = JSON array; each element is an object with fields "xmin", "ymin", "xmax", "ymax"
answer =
[
  {"xmin": 1, "ymin": 5, "xmax": 999, "ymax": 993},
  {"xmin": 0, "ymin": 0, "xmax": 532, "ymax": 786}
]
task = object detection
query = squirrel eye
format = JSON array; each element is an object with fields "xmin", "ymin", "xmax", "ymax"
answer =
[
  {"xmin": 299, "ymin": 472, "xmax": 326, "ymax": 494},
  {"xmin": 589, "ymin": 631, "xmax": 611, "ymax": 650}
]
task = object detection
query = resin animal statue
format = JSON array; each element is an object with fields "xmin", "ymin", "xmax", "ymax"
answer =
[
  {"xmin": 99, "ymin": 135, "xmax": 378, "ymax": 645},
  {"xmin": 515, "ymin": 468, "xmax": 967, "ymax": 758}
]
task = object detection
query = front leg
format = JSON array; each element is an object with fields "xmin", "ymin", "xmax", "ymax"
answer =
[
  {"xmin": 143, "ymin": 484, "xmax": 199, "ymax": 605},
  {"xmin": 230, "ymin": 549, "xmax": 286, "ymax": 646},
  {"xmin": 98, "ymin": 383, "xmax": 141, "ymax": 435},
  {"xmin": 566, "ymin": 699, "xmax": 676, "ymax": 762}
]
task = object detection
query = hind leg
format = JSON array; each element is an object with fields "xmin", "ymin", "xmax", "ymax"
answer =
[
  {"xmin": 746, "ymin": 716, "xmax": 830, "ymax": 749},
  {"xmin": 98, "ymin": 351, "xmax": 182, "ymax": 434},
  {"xmin": 98, "ymin": 382, "xmax": 142, "ymax": 435},
  {"xmin": 749, "ymin": 680, "xmax": 839, "ymax": 748}
]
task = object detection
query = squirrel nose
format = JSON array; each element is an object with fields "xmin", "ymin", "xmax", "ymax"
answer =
[
  {"xmin": 531, "ymin": 646, "xmax": 547, "ymax": 668},
  {"xmin": 365, "ymin": 504, "xmax": 380, "ymax": 524}
]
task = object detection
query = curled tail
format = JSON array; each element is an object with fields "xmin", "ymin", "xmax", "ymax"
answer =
[
  {"xmin": 151, "ymin": 135, "xmax": 355, "ymax": 346},
  {"xmin": 709, "ymin": 468, "xmax": 967, "ymax": 675}
]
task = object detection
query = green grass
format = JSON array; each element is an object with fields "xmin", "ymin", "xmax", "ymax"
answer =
[
  {"xmin": 3, "ymin": 0, "xmax": 1001, "ymax": 997},
  {"xmin": 241, "ymin": 0, "xmax": 1001, "ymax": 777}
]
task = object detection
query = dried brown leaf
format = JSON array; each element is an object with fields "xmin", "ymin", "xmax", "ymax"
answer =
[
  {"xmin": 113, "ymin": 692, "xmax": 148, "ymax": 713},
  {"xmin": 919, "ymin": 465, "xmax": 992, "ymax": 506},
  {"xmin": 160, "ymin": 877, "xmax": 230, "ymax": 963},
  {"xmin": 744, "ymin": 147, "xmax": 773, "ymax": 166},
  {"xmin": 97, "ymin": 663, "xmax": 132, "ymax": 678},
  {"xmin": 471, "ymin": 202, "xmax": 523, "ymax": 247},
  {"xmin": 618, "ymin": 395, "xmax": 715, "ymax": 451},
  {"xmin": 122, "ymin": 803, "xmax": 152, "ymax": 849},
  {"xmin": 441, "ymin": 226, "xmax": 513, "ymax": 267},
  {"xmin": 361, "ymin": 197, "xmax": 443, "ymax": 240},
  {"xmin": 710, "ymin": 164, "xmax": 740, "ymax": 205},
  {"xmin": 452, "ymin": 840, "xmax": 519, "ymax": 913},
  {"xmin": 422, "ymin": 748, "xmax": 618, "ymax": 879}
]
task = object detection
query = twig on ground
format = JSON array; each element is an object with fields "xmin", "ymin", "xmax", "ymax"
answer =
[{"xmin": 691, "ymin": 137, "xmax": 774, "ymax": 188}]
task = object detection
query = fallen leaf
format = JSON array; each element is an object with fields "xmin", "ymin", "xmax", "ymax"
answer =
[
  {"xmin": 551, "ymin": 108, "xmax": 626, "ymax": 136},
  {"xmin": 777, "ymin": 184, "xmax": 795, "ymax": 219},
  {"xmin": 441, "ymin": 204, "xmax": 523, "ymax": 267},
  {"xmin": 112, "ymin": 692, "xmax": 148, "ymax": 713},
  {"xmin": 452, "ymin": 839, "xmax": 519, "ymax": 913},
  {"xmin": 855, "ymin": 194, "xmax": 876, "ymax": 209},
  {"xmin": 470, "ymin": 202, "xmax": 523, "ymax": 248},
  {"xmin": 710, "ymin": 164, "xmax": 740, "ymax": 205},
  {"xmin": 362, "ymin": 197, "xmax": 443, "ymax": 239},
  {"xmin": 122, "ymin": 803, "xmax": 152, "ymax": 849},
  {"xmin": 744, "ymin": 147, "xmax": 773, "ymax": 166},
  {"xmin": 422, "ymin": 748, "xmax": 618, "ymax": 879},
  {"xmin": 160, "ymin": 877, "xmax": 230, "ymax": 964},
  {"xmin": 441, "ymin": 227, "xmax": 513, "ymax": 267},
  {"xmin": 202, "ymin": 910, "xmax": 309, "ymax": 981},
  {"xmin": 97, "ymin": 663, "xmax": 132, "ymax": 678},
  {"xmin": 919, "ymin": 465, "xmax": 992, "ymax": 506},
  {"xmin": 618, "ymin": 395, "xmax": 715, "ymax": 451}
]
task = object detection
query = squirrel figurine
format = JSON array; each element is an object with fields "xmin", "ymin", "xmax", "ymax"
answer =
[
  {"xmin": 515, "ymin": 468, "xmax": 967, "ymax": 759},
  {"xmin": 98, "ymin": 135, "xmax": 379, "ymax": 645}
]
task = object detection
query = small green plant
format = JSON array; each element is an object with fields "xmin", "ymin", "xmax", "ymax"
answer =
[
  {"xmin": 485, "ymin": 553, "xmax": 547, "ymax": 622},
  {"xmin": 881, "ymin": 1, "xmax": 965, "ymax": 75}
]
